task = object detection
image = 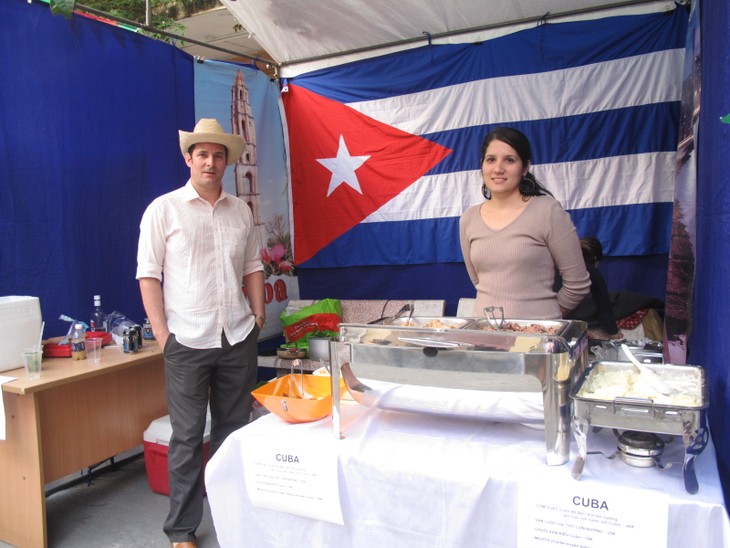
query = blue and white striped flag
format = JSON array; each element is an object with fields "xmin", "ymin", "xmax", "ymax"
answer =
[{"xmin": 285, "ymin": 7, "xmax": 687, "ymax": 268}]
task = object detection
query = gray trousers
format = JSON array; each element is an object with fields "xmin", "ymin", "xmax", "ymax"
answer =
[{"xmin": 162, "ymin": 327, "xmax": 259, "ymax": 543}]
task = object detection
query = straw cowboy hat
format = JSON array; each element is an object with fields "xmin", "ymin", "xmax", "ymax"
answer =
[{"xmin": 178, "ymin": 118, "xmax": 244, "ymax": 165}]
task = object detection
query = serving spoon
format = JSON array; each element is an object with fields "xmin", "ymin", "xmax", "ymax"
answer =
[{"xmin": 620, "ymin": 343, "xmax": 672, "ymax": 396}]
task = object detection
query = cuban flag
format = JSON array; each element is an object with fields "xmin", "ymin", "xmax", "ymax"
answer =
[{"xmin": 282, "ymin": 7, "xmax": 688, "ymax": 269}]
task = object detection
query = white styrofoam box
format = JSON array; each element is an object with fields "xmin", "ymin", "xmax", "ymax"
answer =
[
  {"xmin": 143, "ymin": 411, "xmax": 212, "ymax": 446},
  {"xmin": 0, "ymin": 296, "xmax": 42, "ymax": 373}
]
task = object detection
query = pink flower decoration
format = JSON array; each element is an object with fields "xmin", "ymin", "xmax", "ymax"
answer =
[{"xmin": 271, "ymin": 243, "xmax": 287, "ymax": 262}]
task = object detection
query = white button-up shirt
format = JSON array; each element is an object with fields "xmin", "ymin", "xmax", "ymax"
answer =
[{"xmin": 136, "ymin": 181, "xmax": 263, "ymax": 349}]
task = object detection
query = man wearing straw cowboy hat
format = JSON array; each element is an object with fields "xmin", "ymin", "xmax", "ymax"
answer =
[{"xmin": 137, "ymin": 118, "xmax": 265, "ymax": 548}]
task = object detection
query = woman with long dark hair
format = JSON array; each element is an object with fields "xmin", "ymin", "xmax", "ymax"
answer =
[{"xmin": 459, "ymin": 127, "xmax": 590, "ymax": 319}]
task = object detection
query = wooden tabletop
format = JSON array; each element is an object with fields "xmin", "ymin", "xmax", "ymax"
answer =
[{"xmin": 2, "ymin": 339, "xmax": 163, "ymax": 395}]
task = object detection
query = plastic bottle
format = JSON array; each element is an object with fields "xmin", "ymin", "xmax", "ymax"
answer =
[
  {"xmin": 71, "ymin": 322, "xmax": 87, "ymax": 360},
  {"xmin": 91, "ymin": 295, "xmax": 108, "ymax": 332},
  {"xmin": 142, "ymin": 318, "xmax": 155, "ymax": 340}
]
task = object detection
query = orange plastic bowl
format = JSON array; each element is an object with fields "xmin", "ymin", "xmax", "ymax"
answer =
[{"xmin": 252, "ymin": 374, "xmax": 337, "ymax": 423}]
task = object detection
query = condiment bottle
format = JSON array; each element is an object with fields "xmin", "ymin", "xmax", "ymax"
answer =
[
  {"xmin": 90, "ymin": 295, "xmax": 108, "ymax": 332},
  {"xmin": 70, "ymin": 323, "xmax": 87, "ymax": 360}
]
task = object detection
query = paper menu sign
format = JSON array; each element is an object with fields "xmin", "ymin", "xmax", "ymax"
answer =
[
  {"xmin": 242, "ymin": 431, "xmax": 344, "ymax": 525},
  {"xmin": 518, "ymin": 475, "xmax": 668, "ymax": 547}
]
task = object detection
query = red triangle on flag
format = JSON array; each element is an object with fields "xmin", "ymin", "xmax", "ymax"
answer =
[{"xmin": 282, "ymin": 84, "xmax": 452, "ymax": 264}]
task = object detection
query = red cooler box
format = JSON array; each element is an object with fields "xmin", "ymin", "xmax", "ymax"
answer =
[{"xmin": 143, "ymin": 413, "xmax": 211, "ymax": 496}]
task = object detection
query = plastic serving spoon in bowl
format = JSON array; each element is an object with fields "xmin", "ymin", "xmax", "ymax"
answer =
[{"xmin": 620, "ymin": 343, "xmax": 672, "ymax": 396}]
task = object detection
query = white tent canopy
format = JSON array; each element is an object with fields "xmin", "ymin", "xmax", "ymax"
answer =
[{"xmin": 220, "ymin": 0, "xmax": 676, "ymax": 76}]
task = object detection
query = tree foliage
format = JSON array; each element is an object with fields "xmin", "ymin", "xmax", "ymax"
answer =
[
  {"xmin": 81, "ymin": 0, "xmax": 183, "ymax": 33},
  {"xmin": 49, "ymin": 0, "xmax": 75, "ymax": 19},
  {"xmin": 48, "ymin": 1, "xmax": 226, "ymax": 46}
]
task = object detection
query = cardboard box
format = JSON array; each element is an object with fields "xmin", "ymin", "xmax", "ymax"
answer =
[
  {"xmin": 0, "ymin": 296, "xmax": 42, "ymax": 373},
  {"xmin": 143, "ymin": 414, "xmax": 211, "ymax": 496}
]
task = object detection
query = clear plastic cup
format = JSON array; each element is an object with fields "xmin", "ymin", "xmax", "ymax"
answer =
[
  {"xmin": 86, "ymin": 338, "xmax": 102, "ymax": 364},
  {"xmin": 21, "ymin": 347, "xmax": 43, "ymax": 380}
]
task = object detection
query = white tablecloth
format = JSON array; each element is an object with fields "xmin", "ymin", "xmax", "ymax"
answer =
[{"xmin": 206, "ymin": 404, "xmax": 730, "ymax": 548}]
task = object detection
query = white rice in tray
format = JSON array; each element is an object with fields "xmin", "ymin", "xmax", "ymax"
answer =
[{"xmin": 577, "ymin": 363, "xmax": 702, "ymax": 407}]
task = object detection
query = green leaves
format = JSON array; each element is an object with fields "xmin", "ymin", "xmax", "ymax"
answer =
[{"xmin": 50, "ymin": 0, "xmax": 75, "ymax": 19}]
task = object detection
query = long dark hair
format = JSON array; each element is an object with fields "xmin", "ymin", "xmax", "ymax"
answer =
[
  {"xmin": 479, "ymin": 127, "xmax": 554, "ymax": 200},
  {"xmin": 580, "ymin": 237, "xmax": 604, "ymax": 265}
]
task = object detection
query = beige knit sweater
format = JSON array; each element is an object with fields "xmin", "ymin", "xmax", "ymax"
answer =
[{"xmin": 459, "ymin": 196, "xmax": 590, "ymax": 319}]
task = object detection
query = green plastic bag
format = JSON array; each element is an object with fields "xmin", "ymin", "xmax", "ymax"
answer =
[{"xmin": 279, "ymin": 299, "xmax": 342, "ymax": 350}]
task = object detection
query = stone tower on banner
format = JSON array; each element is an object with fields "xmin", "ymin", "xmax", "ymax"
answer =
[{"xmin": 231, "ymin": 70, "xmax": 266, "ymax": 247}]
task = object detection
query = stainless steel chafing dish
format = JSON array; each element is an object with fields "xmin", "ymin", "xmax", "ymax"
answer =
[
  {"xmin": 592, "ymin": 340, "xmax": 664, "ymax": 364},
  {"xmin": 330, "ymin": 318, "xmax": 588, "ymax": 465},
  {"xmin": 570, "ymin": 361, "xmax": 708, "ymax": 493}
]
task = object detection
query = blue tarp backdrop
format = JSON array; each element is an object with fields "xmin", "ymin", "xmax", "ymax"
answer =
[
  {"xmin": 0, "ymin": 0, "xmax": 194, "ymax": 336},
  {"xmin": 692, "ymin": 0, "xmax": 730, "ymax": 512}
]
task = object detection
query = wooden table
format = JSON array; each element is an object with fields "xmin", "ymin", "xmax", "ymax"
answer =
[{"xmin": 0, "ymin": 342, "xmax": 167, "ymax": 548}]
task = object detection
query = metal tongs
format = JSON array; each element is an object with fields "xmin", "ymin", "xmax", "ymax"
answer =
[
  {"xmin": 283, "ymin": 359, "xmax": 307, "ymax": 411},
  {"xmin": 369, "ymin": 302, "xmax": 414, "ymax": 325},
  {"xmin": 483, "ymin": 306, "xmax": 504, "ymax": 330},
  {"xmin": 387, "ymin": 303, "xmax": 413, "ymax": 325}
]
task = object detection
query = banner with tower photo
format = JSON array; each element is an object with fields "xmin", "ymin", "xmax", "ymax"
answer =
[{"xmin": 193, "ymin": 60, "xmax": 299, "ymax": 340}]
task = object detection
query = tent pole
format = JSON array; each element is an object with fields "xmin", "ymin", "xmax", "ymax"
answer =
[{"xmin": 71, "ymin": 3, "xmax": 279, "ymax": 68}]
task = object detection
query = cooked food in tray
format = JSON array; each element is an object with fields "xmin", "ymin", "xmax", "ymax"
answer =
[
  {"xmin": 421, "ymin": 319, "xmax": 454, "ymax": 329},
  {"xmin": 387, "ymin": 317, "xmax": 472, "ymax": 329},
  {"xmin": 471, "ymin": 318, "xmax": 563, "ymax": 335},
  {"xmin": 576, "ymin": 362, "xmax": 703, "ymax": 407}
]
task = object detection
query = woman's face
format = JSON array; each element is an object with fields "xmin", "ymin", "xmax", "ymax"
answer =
[{"xmin": 481, "ymin": 139, "xmax": 529, "ymax": 198}]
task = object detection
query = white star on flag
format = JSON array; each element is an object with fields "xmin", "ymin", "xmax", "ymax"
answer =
[{"xmin": 317, "ymin": 135, "xmax": 371, "ymax": 196}]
